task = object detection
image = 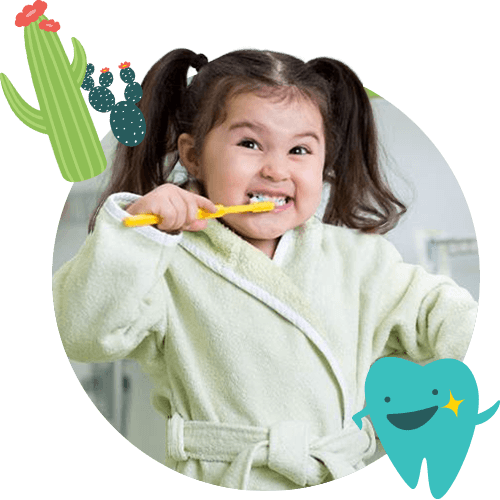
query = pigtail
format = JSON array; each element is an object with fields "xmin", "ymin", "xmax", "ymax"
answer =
[
  {"xmin": 89, "ymin": 49, "xmax": 203, "ymax": 231},
  {"xmin": 307, "ymin": 58, "xmax": 406, "ymax": 234}
]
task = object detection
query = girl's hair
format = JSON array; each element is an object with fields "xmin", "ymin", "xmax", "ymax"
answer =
[{"xmin": 89, "ymin": 48, "xmax": 406, "ymax": 233}]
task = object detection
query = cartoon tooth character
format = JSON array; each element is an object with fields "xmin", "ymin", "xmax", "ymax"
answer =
[{"xmin": 353, "ymin": 358, "xmax": 499, "ymax": 499}]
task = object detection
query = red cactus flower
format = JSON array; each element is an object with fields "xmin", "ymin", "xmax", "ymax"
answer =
[
  {"xmin": 119, "ymin": 62, "xmax": 131, "ymax": 69},
  {"xmin": 15, "ymin": 0, "xmax": 47, "ymax": 27},
  {"xmin": 39, "ymin": 19, "xmax": 60, "ymax": 32},
  {"xmin": 101, "ymin": 68, "xmax": 110, "ymax": 73}
]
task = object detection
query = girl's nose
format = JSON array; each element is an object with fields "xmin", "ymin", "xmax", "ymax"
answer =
[{"xmin": 260, "ymin": 156, "xmax": 290, "ymax": 182}]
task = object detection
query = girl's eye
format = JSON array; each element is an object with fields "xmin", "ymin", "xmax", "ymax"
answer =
[
  {"xmin": 238, "ymin": 139, "xmax": 259, "ymax": 150},
  {"xmin": 290, "ymin": 146, "xmax": 310, "ymax": 155}
]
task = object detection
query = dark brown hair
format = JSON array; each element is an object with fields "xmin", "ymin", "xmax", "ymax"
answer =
[{"xmin": 89, "ymin": 48, "xmax": 406, "ymax": 233}]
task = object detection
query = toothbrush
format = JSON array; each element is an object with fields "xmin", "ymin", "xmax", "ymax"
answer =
[{"xmin": 122, "ymin": 201, "xmax": 275, "ymax": 227}]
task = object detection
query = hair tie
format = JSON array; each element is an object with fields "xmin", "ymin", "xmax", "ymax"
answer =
[{"xmin": 191, "ymin": 53, "xmax": 208, "ymax": 72}]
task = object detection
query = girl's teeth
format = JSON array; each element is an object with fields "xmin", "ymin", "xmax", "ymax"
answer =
[{"xmin": 249, "ymin": 194, "xmax": 288, "ymax": 206}]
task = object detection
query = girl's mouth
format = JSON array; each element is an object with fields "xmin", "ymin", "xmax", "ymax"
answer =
[
  {"xmin": 247, "ymin": 192, "xmax": 292, "ymax": 209},
  {"xmin": 247, "ymin": 192, "xmax": 294, "ymax": 214}
]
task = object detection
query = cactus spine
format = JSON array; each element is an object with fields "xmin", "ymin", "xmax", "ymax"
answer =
[{"xmin": 0, "ymin": 15, "xmax": 106, "ymax": 181}]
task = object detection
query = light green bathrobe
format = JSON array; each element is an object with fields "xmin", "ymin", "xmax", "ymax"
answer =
[{"xmin": 53, "ymin": 193, "xmax": 477, "ymax": 490}]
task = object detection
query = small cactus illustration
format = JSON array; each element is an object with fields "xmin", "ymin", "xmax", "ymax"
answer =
[
  {"xmin": 88, "ymin": 68, "xmax": 115, "ymax": 113},
  {"xmin": 110, "ymin": 62, "xmax": 146, "ymax": 147},
  {"xmin": 79, "ymin": 61, "xmax": 145, "ymax": 146},
  {"xmin": 119, "ymin": 62, "xmax": 135, "ymax": 83},
  {"xmin": 119, "ymin": 62, "xmax": 142, "ymax": 103},
  {"xmin": 99, "ymin": 67, "xmax": 113, "ymax": 87},
  {"xmin": 81, "ymin": 63, "xmax": 95, "ymax": 91},
  {"xmin": 1, "ymin": 2, "xmax": 106, "ymax": 181}
]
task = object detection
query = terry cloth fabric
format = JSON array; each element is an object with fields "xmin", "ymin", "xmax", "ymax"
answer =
[
  {"xmin": 53, "ymin": 192, "xmax": 477, "ymax": 490},
  {"xmin": 165, "ymin": 413, "xmax": 374, "ymax": 489}
]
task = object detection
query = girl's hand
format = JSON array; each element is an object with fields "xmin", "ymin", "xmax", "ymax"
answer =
[{"xmin": 126, "ymin": 184, "xmax": 217, "ymax": 233}]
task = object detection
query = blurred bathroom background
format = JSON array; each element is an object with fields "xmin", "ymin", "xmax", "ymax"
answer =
[{"xmin": 52, "ymin": 96, "xmax": 479, "ymax": 466}]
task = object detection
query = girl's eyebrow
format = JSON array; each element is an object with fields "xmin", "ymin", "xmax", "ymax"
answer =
[
  {"xmin": 228, "ymin": 121, "xmax": 321, "ymax": 143},
  {"xmin": 294, "ymin": 131, "xmax": 321, "ymax": 143},
  {"xmin": 228, "ymin": 121, "xmax": 265, "ymax": 133}
]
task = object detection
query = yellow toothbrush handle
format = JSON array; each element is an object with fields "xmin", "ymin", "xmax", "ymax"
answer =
[
  {"xmin": 122, "ymin": 210, "xmax": 221, "ymax": 226},
  {"xmin": 197, "ymin": 204, "xmax": 226, "ymax": 219},
  {"xmin": 198, "ymin": 202, "xmax": 275, "ymax": 218},
  {"xmin": 122, "ymin": 213, "xmax": 162, "ymax": 227},
  {"xmin": 123, "ymin": 202, "xmax": 275, "ymax": 226}
]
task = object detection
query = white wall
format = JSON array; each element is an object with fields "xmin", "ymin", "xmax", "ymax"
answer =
[{"xmin": 372, "ymin": 98, "xmax": 479, "ymax": 300}]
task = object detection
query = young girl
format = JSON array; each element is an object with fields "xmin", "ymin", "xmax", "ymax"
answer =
[{"xmin": 53, "ymin": 48, "xmax": 477, "ymax": 490}]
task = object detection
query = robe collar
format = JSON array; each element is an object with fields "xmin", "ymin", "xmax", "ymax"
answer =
[{"xmin": 180, "ymin": 217, "xmax": 353, "ymax": 424}]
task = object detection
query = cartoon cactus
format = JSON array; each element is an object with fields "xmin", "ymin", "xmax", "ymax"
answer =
[
  {"xmin": 109, "ymin": 62, "xmax": 146, "ymax": 146},
  {"xmin": 99, "ymin": 68, "xmax": 113, "ymax": 87},
  {"xmin": 119, "ymin": 62, "xmax": 143, "ymax": 106},
  {"xmin": 79, "ymin": 60, "xmax": 146, "ymax": 147},
  {"xmin": 80, "ymin": 60, "xmax": 145, "ymax": 146},
  {"xmin": 81, "ymin": 63, "xmax": 95, "ymax": 91},
  {"xmin": 0, "ymin": 2, "xmax": 106, "ymax": 182},
  {"xmin": 87, "ymin": 68, "xmax": 115, "ymax": 113},
  {"xmin": 119, "ymin": 63, "xmax": 135, "ymax": 84}
]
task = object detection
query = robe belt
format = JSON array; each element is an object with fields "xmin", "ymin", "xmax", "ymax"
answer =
[{"xmin": 166, "ymin": 413, "xmax": 376, "ymax": 489}]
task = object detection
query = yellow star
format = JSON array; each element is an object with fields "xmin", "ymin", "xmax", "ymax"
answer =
[{"xmin": 442, "ymin": 391, "xmax": 464, "ymax": 417}]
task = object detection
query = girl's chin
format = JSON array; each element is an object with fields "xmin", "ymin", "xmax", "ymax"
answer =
[{"xmin": 222, "ymin": 219, "xmax": 285, "ymax": 242}]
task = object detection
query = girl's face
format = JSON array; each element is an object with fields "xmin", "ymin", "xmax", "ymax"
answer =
[{"xmin": 181, "ymin": 90, "xmax": 326, "ymax": 257}]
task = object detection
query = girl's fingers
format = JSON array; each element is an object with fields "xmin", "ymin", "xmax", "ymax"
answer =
[
  {"xmin": 161, "ymin": 196, "xmax": 185, "ymax": 232},
  {"xmin": 183, "ymin": 194, "xmax": 215, "ymax": 232},
  {"xmin": 194, "ymin": 194, "xmax": 218, "ymax": 214},
  {"xmin": 182, "ymin": 193, "xmax": 216, "ymax": 228},
  {"xmin": 173, "ymin": 195, "xmax": 189, "ymax": 231},
  {"xmin": 187, "ymin": 205, "xmax": 199, "ymax": 226},
  {"xmin": 156, "ymin": 198, "xmax": 176, "ymax": 231},
  {"xmin": 185, "ymin": 193, "xmax": 198, "ymax": 226},
  {"xmin": 126, "ymin": 185, "xmax": 218, "ymax": 233}
]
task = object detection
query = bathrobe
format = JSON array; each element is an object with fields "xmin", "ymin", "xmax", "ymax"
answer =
[{"xmin": 53, "ymin": 193, "xmax": 477, "ymax": 490}]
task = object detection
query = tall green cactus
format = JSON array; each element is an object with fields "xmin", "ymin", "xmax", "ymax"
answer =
[{"xmin": 0, "ymin": 15, "xmax": 106, "ymax": 182}]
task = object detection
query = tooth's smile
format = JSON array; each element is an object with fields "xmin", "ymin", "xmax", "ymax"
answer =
[{"xmin": 387, "ymin": 405, "xmax": 439, "ymax": 430}]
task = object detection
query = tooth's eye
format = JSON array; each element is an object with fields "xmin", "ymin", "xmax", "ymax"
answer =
[
  {"xmin": 432, "ymin": 389, "xmax": 438, "ymax": 395},
  {"xmin": 384, "ymin": 397, "xmax": 391, "ymax": 403}
]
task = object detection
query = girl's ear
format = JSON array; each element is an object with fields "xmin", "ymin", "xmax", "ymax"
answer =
[{"xmin": 178, "ymin": 133, "xmax": 202, "ymax": 180}]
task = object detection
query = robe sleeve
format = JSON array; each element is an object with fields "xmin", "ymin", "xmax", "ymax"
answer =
[
  {"xmin": 52, "ymin": 193, "xmax": 181, "ymax": 363},
  {"xmin": 360, "ymin": 235, "xmax": 478, "ymax": 363}
]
